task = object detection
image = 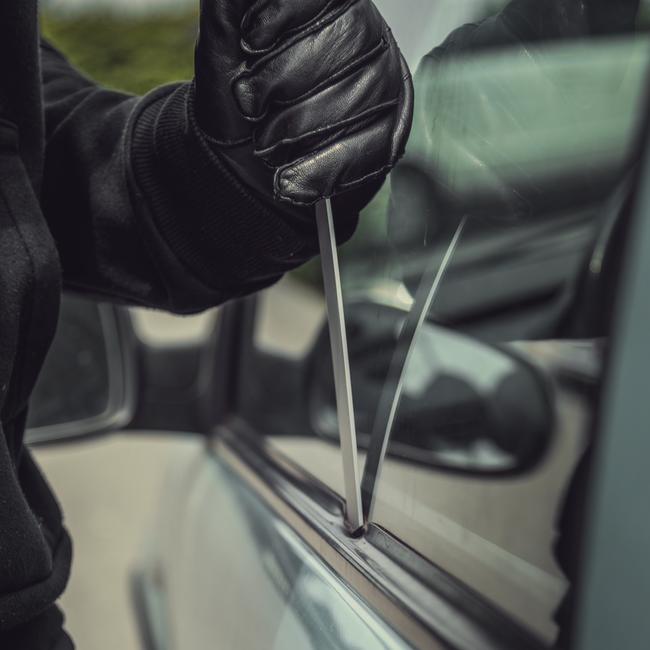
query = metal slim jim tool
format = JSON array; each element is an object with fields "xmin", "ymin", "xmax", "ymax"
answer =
[{"xmin": 315, "ymin": 198, "xmax": 364, "ymax": 533}]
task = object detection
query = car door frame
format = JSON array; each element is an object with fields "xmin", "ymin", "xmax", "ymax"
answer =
[
  {"xmin": 573, "ymin": 93, "xmax": 650, "ymax": 650},
  {"xmin": 205, "ymin": 51, "xmax": 650, "ymax": 650},
  {"xmin": 206, "ymin": 289, "xmax": 547, "ymax": 649}
]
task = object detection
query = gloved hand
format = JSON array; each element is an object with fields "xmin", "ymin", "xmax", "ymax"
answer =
[{"xmin": 193, "ymin": 0, "xmax": 413, "ymax": 207}]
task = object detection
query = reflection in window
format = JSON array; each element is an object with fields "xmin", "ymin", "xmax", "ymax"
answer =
[
  {"xmin": 236, "ymin": 272, "xmax": 347, "ymax": 496},
  {"xmin": 339, "ymin": 2, "xmax": 650, "ymax": 644}
]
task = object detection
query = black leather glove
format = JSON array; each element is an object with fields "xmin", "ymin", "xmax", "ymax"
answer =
[{"xmin": 194, "ymin": 0, "xmax": 413, "ymax": 207}]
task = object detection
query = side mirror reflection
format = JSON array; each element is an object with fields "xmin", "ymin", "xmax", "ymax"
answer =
[{"xmin": 308, "ymin": 303, "xmax": 554, "ymax": 476}]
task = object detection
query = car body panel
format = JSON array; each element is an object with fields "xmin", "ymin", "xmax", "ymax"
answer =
[{"xmin": 134, "ymin": 442, "xmax": 413, "ymax": 650}]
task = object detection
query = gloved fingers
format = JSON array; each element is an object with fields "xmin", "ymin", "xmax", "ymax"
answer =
[
  {"xmin": 241, "ymin": 0, "xmax": 347, "ymax": 54},
  {"xmin": 274, "ymin": 43, "xmax": 412, "ymax": 205},
  {"xmin": 254, "ymin": 46, "xmax": 401, "ymax": 165},
  {"xmin": 274, "ymin": 110, "xmax": 401, "ymax": 206},
  {"xmin": 196, "ymin": 0, "xmax": 257, "ymax": 143},
  {"xmin": 233, "ymin": 0, "xmax": 385, "ymax": 120},
  {"xmin": 274, "ymin": 47, "xmax": 412, "ymax": 205},
  {"xmin": 198, "ymin": 0, "xmax": 254, "ymax": 62},
  {"xmin": 257, "ymin": 104, "xmax": 396, "ymax": 168}
]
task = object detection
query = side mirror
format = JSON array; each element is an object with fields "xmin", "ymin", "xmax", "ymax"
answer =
[
  {"xmin": 25, "ymin": 295, "xmax": 136, "ymax": 445},
  {"xmin": 25, "ymin": 295, "xmax": 226, "ymax": 446},
  {"xmin": 308, "ymin": 302, "xmax": 554, "ymax": 476}
]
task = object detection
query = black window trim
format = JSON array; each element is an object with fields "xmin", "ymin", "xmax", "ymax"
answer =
[
  {"xmin": 212, "ymin": 419, "xmax": 546, "ymax": 650},
  {"xmin": 212, "ymin": 59, "xmax": 650, "ymax": 650}
]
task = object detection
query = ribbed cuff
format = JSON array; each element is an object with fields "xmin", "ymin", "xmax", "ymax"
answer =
[
  {"xmin": 130, "ymin": 83, "xmax": 326, "ymax": 292},
  {"xmin": 131, "ymin": 84, "xmax": 368, "ymax": 295}
]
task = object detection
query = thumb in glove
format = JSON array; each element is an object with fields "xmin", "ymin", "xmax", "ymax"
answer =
[{"xmin": 193, "ymin": 0, "xmax": 413, "ymax": 208}]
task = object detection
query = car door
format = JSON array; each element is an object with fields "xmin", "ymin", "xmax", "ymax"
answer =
[
  {"xmin": 132, "ymin": 3, "xmax": 650, "ymax": 650},
  {"xmin": 132, "ymin": 277, "xmax": 426, "ymax": 649}
]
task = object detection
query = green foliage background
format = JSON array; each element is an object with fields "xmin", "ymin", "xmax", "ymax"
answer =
[{"xmin": 41, "ymin": 10, "xmax": 198, "ymax": 95}]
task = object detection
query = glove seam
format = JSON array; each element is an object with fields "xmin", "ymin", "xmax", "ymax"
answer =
[
  {"xmin": 273, "ymin": 48, "xmax": 412, "ymax": 206},
  {"xmin": 233, "ymin": 21, "xmax": 390, "ymax": 122},
  {"xmin": 241, "ymin": 0, "xmax": 361, "ymax": 59},
  {"xmin": 254, "ymin": 97, "xmax": 399, "ymax": 157}
]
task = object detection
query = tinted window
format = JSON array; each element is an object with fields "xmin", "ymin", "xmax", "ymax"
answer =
[
  {"xmin": 235, "ymin": 269, "xmax": 350, "ymax": 496},
  {"xmin": 332, "ymin": 1, "xmax": 650, "ymax": 643}
]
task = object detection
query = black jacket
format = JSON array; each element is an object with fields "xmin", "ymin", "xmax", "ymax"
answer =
[{"xmin": 0, "ymin": 4, "xmax": 339, "ymax": 648}]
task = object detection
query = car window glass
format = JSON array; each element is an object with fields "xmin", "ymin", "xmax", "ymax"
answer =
[
  {"xmin": 253, "ymin": 276, "xmax": 324, "ymax": 361},
  {"xmin": 236, "ymin": 268, "xmax": 349, "ymax": 496},
  {"xmin": 330, "ymin": 2, "xmax": 650, "ymax": 644}
]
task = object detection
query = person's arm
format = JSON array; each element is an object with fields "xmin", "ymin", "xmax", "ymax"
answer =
[
  {"xmin": 41, "ymin": 41, "xmax": 315, "ymax": 313},
  {"xmin": 41, "ymin": 0, "xmax": 412, "ymax": 314}
]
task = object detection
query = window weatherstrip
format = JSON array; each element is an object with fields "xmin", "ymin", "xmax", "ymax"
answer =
[
  {"xmin": 213, "ymin": 423, "xmax": 545, "ymax": 650},
  {"xmin": 316, "ymin": 198, "xmax": 364, "ymax": 532},
  {"xmin": 361, "ymin": 218, "xmax": 467, "ymax": 520}
]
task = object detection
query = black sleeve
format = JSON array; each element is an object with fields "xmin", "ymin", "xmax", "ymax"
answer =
[
  {"xmin": 40, "ymin": 40, "xmax": 325, "ymax": 314},
  {"xmin": 1, "ymin": 605, "xmax": 73, "ymax": 650}
]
